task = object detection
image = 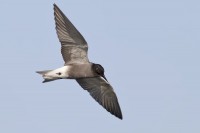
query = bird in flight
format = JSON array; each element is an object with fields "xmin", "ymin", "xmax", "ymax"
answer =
[{"xmin": 36, "ymin": 4, "xmax": 123, "ymax": 119}]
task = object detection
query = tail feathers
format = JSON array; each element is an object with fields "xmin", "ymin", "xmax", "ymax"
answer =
[
  {"xmin": 36, "ymin": 70, "xmax": 54, "ymax": 83},
  {"xmin": 36, "ymin": 70, "xmax": 52, "ymax": 75},
  {"xmin": 42, "ymin": 79, "xmax": 55, "ymax": 83}
]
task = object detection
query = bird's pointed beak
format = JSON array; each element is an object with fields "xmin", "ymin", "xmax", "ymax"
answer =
[{"xmin": 102, "ymin": 74, "xmax": 108, "ymax": 81}]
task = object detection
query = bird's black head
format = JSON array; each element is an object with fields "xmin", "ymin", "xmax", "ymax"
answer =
[{"xmin": 92, "ymin": 63, "xmax": 107, "ymax": 81}]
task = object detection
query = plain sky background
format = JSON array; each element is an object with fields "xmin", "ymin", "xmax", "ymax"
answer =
[{"xmin": 0, "ymin": 0, "xmax": 200, "ymax": 132}]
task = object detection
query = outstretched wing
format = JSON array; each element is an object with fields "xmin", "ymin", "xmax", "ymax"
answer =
[
  {"xmin": 76, "ymin": 77, "xmax": 123, "ymax": 119},
  {"xmin": 54, "ymin": 4, "xmax": 89, "ymax": 64}
]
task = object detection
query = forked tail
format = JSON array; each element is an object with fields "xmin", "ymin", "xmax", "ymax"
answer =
[
  {"xmin": 36, "ymin": 70, "xmax": 52, "ymax": 75},
  {"xmin": 36, "ymin": 70, "xmax": 54, "ymax": 83}
]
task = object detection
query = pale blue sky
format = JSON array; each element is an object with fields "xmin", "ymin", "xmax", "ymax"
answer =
[{"xmin": 0, "ymin": 0, "xmax": 200, "ymax": 133}]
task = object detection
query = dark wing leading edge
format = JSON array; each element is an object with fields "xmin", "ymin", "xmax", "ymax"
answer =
[
  {"xmin": 76, "ymin": 77, "xmax": 123, "ymax": 119},
  {"xmin": 54, "ymin": 4, "xmax": 89, "ymax": 64}
]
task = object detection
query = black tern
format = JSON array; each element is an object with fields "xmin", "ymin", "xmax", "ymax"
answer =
[{"xmin": 36, "ymin": 4, "xmax": 123, "ymax": 119}]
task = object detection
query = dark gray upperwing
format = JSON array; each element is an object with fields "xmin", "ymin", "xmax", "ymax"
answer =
[
  {"xmin": 54, "ymin": 4, "xmax": 89, "ymax": 64},
  {"xmin": 76, "ymin": 77, "xmax": 123, "ymax": 119}
]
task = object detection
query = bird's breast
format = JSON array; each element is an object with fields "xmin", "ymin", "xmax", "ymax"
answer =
[{"xmin": 66, "ymin": 63, "xmax": 96, "ymax": 79}]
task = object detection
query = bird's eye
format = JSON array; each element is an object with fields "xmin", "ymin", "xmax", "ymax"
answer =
[{"xmin": 56, "ymin": 72, "xmax": 62, "ymax": 75}]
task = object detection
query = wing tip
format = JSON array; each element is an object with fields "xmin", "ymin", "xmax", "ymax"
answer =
[
  {"xmin": 118, "ymin": 115, "xmax": 123, "ymax": 120},
  {"xmin": 113, "ymin": 108, "xmax": 123, "ymax": 120},
  {"xmin": 116, "ymin": 112, "xmax": 123, "ymax": 120},
  {"xmin": 53, "ymin": 3, "xmax": 57, "ymax": 7},
  {"xmin": 53, "ymin": 3, "xmax": 60, "ymax": 12}
]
